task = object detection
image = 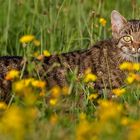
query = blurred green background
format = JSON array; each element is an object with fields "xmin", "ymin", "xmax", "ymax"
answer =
[{"xmin": 0, "ymin": 0, "xmax": 140, "ymax": 56}]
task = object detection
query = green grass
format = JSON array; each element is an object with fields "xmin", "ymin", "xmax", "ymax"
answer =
[
  {"xmin": 1, "ymin": 0, "xmax": 140, "ymax": 56},
  {"xmin": 0, "ymin": 0, "xmax": 140, "ymax": 140}
]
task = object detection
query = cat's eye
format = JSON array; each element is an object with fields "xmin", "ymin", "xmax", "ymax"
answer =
[{"xmin": 122, "ymin": 36, "xmax": 133, "ymax": 42}]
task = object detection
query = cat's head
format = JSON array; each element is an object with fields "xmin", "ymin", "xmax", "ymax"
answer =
[{"xmin": 111, "ymin": 10, "xmax": 140, "ymax": 61}]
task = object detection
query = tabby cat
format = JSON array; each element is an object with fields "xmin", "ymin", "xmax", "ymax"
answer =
[{"xmin": 0, "ymin": 10, "xmax": 140, "ymax": 102}]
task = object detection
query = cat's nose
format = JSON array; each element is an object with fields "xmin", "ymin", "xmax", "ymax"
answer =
[
  {"xmin": 131, "ymin": 48, "xmax": 136, "ymax": 53},
  {"xmin": 132, "ymin": 42, "xmax": 140, "ymax": 53},
  {"xmin": 138, "ymin": 48, "xmax": 140, "ymax": 53},
  {"xmin": 131, "ymin": 47, "xmax": 140, "ymax": 53},
  {"xmin": 133, "ymin": 48, "xmax": 140, "ymax": 53}
]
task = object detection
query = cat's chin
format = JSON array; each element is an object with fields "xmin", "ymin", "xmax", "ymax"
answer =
[{"xmin": 120, "ymin": 52, "xmax": 140, "ymax": 62}]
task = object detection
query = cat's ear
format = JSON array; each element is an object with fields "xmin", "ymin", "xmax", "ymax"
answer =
[{"xmin": 111, "ymin": 10, "xmax": 127, "ymax": 34}]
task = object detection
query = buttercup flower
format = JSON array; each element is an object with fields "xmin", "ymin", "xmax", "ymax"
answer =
[
  {"xmin": 98, "ymin": 100, "xmax": 123, "ymax": 121},
  {"xmin": 119, "ymin": 62, "xmax": 133, "ymax": 71},
  {"xmin": 5, "ymin": 70, "xmax": 19, "ymax": 80},
  {"xmin": 37, "ymin": 54, "xmax": 44, "ymax": 60},
  {"xmin": 133, "ymin": 63, "xmax": 140, "ymax": 71},
  {"xmin": 0, "ymin": 102, "xmax": 7, "ymax": 110},
  {"xmin": 87, "ymin": 93, "xmax": 98, "ymax": 100},
  {"xmin": 0, "ymin": 106, "xmax": 24, "ymax": 134},
  {"xmin": 84, "ymin": 73, "xmax": 97, "ymax": 82},
  {"xmin": 119, "ymin": 62, "xmax": 140, "ymax": 71},
  {"xmin": 32, "ymin": 80, "xmax": 46, "ymax": 88},
  {"xmin": 43, "ymin": 50, "xmax": 51, "ymax": 57},
  {"xmin": 19, "ymin": 35, "xmax": 35, "ymax": 43},
  {"xmin": 126, "ymin": 73, "xmax": 140, "ymax": 84},
  {"xmin": 51, "ymin": 86, "xmax": 61, "ymax": 98},
  {"xmin": 13, "ymin": 80, "xmax": 25, "ymax": 92},
  {"xmin": 84, "ymin": 68, "xmax": 97, "ymax": 83},
  {"xmin": 49, "ymin": 98, "xmax": 57, "ymax": 106},
  {"xmin": 126, "ymin": 75, "xmax": 135, "ymax": 84},
  {"xmin": 112, "ymin": 88, "xmax": 126, "ymax": 96},
  {"xmin": 99, "ymin": 18, "xmax": 107, "ymax": 26}
]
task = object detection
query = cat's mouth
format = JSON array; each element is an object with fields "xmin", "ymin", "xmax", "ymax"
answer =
[
  {"xmin": 126, "ymin": 52, "xmax": 140, "ymax": 57},
  {"xmin": 121, "ymin": 51, "xmax": 140, "ymax": 61},
  {"xmin": 130, "ymin": 53, "xmax": 140, "ymax": 58}
]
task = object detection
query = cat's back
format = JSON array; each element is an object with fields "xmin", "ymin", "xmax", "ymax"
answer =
[
  {"xmin": 0, "ymin": 56, "xmax": 23, "ymax": 74},
  {"xmin": 89, "ymin": 39, "xmax": 126, "ymax": 89}
]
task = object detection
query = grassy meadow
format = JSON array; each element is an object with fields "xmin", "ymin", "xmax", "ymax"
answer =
[{"xmin": 1, "ymin": 0, "xmax": 140, "ymax": 140}]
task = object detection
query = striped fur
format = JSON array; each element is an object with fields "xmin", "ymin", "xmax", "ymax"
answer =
[{"xmin": 0, "ymin": 10, "xmax": 140, "ymax": 102}]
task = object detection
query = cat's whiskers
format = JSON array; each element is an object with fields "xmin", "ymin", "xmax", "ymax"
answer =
[
  {"xmin": 119, "ymin": 52, "xmax": 132, "ymax": 61},
  {"xmin": 120, "ymin": 51, "xmax": 140, "ymax": 62}
]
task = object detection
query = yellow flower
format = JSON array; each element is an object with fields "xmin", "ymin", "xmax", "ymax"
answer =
[
  {"xmin": 32, "ymin": 80, "xmax": 46, "ymax": 88},
  {"xmin": 43, "ymin": 50, "xmax": 51, "ymax": 57},
  {"xmin": 36, "ymin": 54, "xmax": 44, "ymax": 60},
  {"xmin": 0, "ymin": 106, "xmax": 24, "ymax": 133},
  {"xmin": 0, "ymin": 105, "xmax": 38, "ymax": 139},
  {"xmin": 126, "ymin": 75, "xmax": 135, "ymax": 84},
  {"xmin": 119, "ymin": 62, "xmax": 133, "ymax": 71},
  {"xmin": 23, "ymin": 78, "xmax": 34, "ymax": 86},
  {"xmin": 134, "ymin": 74, "xmax": 140, "ymax": 81},
  {"xmin": 33, "ymin": 39, "xmax": 40, "ymax": 46},
  {"xmin": 84, "ymin": 68, "xmax": 97, "ymax": 82},
  {"xmin": 119, "ymin": 62, "xmax": 140, "ymax": 71},
  {"xmin": 19, "ymin": 35, "xmax": 35, "ymax": 43},
  {"xmin": 98, "ymin": 100, "xmax": 123, "ymax": 121},
  {"xmin": 13, "ymin": 80, "xmax": 25, "ymax": 92},
  {"xmin": 84, "ymin": 73, "xmax": 97, "ymax": 82},
  {"xmin": 99, "ymin": 18, "xmax": 107, "ymax": 26},
  {"xmin": 87, "ymin": 93, "xmax": 98, "ymax": 100},
  {"xmin": 133, "ymin": 63, "xmax": 140, "ymax": 71},
  {"xmin": 49, "ymin": 98, "xmax": 57, "ymax": 106},
  {"xmin": 112, "ymin": 88, "xmax": 126, "ymax": 96},
  {"xmin": 13, "ymin": 78, "xmax": 33, "ymax": 92},
  {"xmin": 0, "ymin": 102, "xmax": 7, "ymax": 110},
  {"xmin": 126, "ymin": 73, "xmax": 140, "ymax": 84},
  {"xmin": 51, "ymin": 86, "xmax": 61, "ymax": 98},
  {"xmin": 76, "ymin": 118, "xmax": 92, "ymax": 140},
  {"xmin": 5, "ymin": 70, "xmax": 19, "ymax": 80}
]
